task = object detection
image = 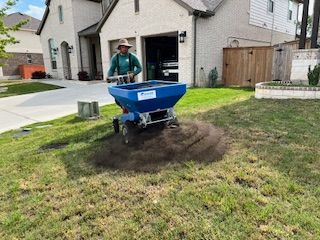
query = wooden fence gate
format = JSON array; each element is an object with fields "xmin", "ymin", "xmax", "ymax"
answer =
[
  {"xmin": 272, "ymin": 40, "xmax": 311, "ymax": 81},
  {"xmin": 223, "ymin": 47, "xmax": 274, "ymax": 86}
]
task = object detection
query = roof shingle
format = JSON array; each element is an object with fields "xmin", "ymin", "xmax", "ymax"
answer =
[{"xmin": 4, "ymin": 12, "xmax": 41, "ymax": 31}]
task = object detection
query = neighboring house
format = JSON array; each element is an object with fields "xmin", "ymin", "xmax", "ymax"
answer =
[
  {"xmin": 0, "ymin": 13, "xmax": 43, "ymax": 80},
  {"xmin": 38, "ymin": 0, "xmax": 302, "ymax": 86}
]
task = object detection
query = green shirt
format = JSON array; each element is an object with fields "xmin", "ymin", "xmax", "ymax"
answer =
[{"xmin": 108, "ymin": 53, "xmax": 142, "ymax": 77}]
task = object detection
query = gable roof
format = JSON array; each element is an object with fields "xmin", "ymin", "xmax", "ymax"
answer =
[
  {"xmin": 36, "ymin": 0, "xmax": 51, "ymax": 35},
  {"xmin": 36, "ymin": 0, "xmax": 102, "ymax": 35},
  {"xmin": 4, "ymin": 12, "xmax": 41, "ymax": 31},
  {"xmin": 96, "ymin": 0, "xmax": 221, "ymax": 32},
  {"xmin": 78, "ymin": 23, "xmax": 99, "ymax": 36}
]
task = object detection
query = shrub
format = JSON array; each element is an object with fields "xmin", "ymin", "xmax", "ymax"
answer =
[
  {"xmin": 31, "ymin": 71, "xmax": 46, "ymax": 79},
  {"xmin": 308, "ymin": 64, "xmax": 320, "ymax": 86},
  {"xmin": 208, "ymin": 67, "xmax": 218, "ymax": 87},
  {"xmin": 78, "ymin": 71, "xmax": 90, "ymax": 81}
]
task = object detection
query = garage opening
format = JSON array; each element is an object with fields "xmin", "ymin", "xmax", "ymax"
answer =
[{"xmin": 145, "ymin": 33, "xmax": 178, "ymax": 81}]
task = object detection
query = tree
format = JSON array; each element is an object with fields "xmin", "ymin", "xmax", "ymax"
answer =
[
  {"xmin": 297, "ymin": 15, "xmax": 313, "ymax": 37},
  {"xmin": 0, "ymin": 0, "xmax": 28, "ymax": 65}
]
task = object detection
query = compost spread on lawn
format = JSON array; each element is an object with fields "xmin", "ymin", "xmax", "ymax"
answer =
[{"xmin": 94, "ymin": 121, "xmax": 228, "ymax": 172}]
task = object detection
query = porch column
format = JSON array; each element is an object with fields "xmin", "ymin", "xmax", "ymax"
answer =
[
  {"xmin": 299, "ymin": 0, "xmax": 309, "ymax": 49},
  {"xmin": 79, "ymin": 37, "xmax": 91, "ymax": 74},
  {"xmin": 311, "ymin": 0, "xmax": 320, "ymax": 48}
]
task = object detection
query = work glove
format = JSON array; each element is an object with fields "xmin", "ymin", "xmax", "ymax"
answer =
[{"xmin": 129, "ymin": 73, "xmax": 135, "ymax": 83}]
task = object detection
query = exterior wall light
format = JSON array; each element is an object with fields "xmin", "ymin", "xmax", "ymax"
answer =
[
  {"xmin": 179, "ymin": 31, "xmax": 187, "ymax": 43},
  {"xmin": 68, "ymin": 45, "xmax": 74, "ymax": 53}
]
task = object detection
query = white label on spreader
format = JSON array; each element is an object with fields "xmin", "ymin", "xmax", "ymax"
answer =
[{"xmin": 137, "ymin": 90, "xmax": 156, "ymax": 101}]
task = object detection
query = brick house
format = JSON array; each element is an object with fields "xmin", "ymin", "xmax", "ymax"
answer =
[
  {"xmin": 0, "ymin": 13, "xmax": 44, "ymax": 80},
  {"xmin": 37, "ymin": 0, "xmax": 302, "ymax": 86}
]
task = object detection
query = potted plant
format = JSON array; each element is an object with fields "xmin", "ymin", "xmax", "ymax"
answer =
[{"xmin": 77, "ymin": 71, "xmax": 90, "ymax": 81}]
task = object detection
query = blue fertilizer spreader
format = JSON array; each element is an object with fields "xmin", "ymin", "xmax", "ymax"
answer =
[{"xmin": 107, "ymin": 75, "xmax": 186, "ymax": 144}]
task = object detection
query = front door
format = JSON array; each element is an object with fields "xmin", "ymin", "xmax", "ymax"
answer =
[{"xmin": 61, "ymin": 41, "xmax": 72, "ymax": 80}]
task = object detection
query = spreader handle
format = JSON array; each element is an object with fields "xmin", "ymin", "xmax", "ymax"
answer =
[{"xmin": 106, "ymin": 74, "xmax": 131, "ymax": 84}]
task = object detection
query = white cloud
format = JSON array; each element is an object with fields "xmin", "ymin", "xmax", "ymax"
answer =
[{"xmin": 24, "ymin": 5, "xmax": 45, "ymax": 20}]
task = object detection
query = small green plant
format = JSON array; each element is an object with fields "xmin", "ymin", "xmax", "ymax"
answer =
[
  {"xmin": 307, "ymin": 64, "xmax": 320, "ymax": 86},
  {"xmin": 208, "ymin": 67, "xmax": 218, "ymax": 87}
]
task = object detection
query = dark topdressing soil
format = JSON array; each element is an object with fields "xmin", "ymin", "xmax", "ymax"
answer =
[{"xmin": 93, "ymin": 121, "xmax": 228, "ymax": 172}]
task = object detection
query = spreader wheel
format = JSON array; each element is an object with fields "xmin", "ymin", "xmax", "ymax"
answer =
[
  {"xmin": 168, "ymin": 118, "xmax": 180, "ymax": 128},
  {"xmin": 122, "ymin": 121, "xmax": 135, "ymax": 144},
  {"xmin": 113, "ymin": 118, "xmax": 120, "ymax": 133}
]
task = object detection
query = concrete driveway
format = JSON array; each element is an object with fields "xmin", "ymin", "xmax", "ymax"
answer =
[{"xmin": 0, "ymin": 80, "xmax": 115, "ymax": 133}]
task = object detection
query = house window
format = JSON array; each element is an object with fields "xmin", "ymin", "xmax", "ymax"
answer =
[
  {"xmin": 268, "ymin": 0, "xmax": 274, "ymax": 13},
  {"xmin": 48, "ymin": 39, "xmax": 57, "ymax": 70},
  {"xmin": 27, "ymin": 54, "xmax": 32, "ymax": 64},
  {"xmin": 288, "ymin": 0, "xmax": 293, "ymax": 20},
  {"xmin": 58, "ymin": 5, "xmax": 63, "ymax": 23},
  {"xmin": 134, "ymin": 0, "xmax": 139, "ymax": 13}
]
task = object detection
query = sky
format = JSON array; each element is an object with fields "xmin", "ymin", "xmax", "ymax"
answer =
[
  {"xmin": 1, "ymin": 0, "xmax": 46, "ymax": 20},
  {"xmin": 0, "ymin": 0, "xmax": 317, "ymax": 21},
  {"xmin": 298, "ymin": 0, "xmax": 315, "ymax": 21}
]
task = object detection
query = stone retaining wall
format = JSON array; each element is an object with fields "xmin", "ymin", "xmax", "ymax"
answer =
[{"xmin": 255, "ymin": 82, "xmax": 320, "ymax": 99}]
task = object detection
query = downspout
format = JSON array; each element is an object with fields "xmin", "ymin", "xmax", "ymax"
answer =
[
  {"xmin": 193, "ymin": 14, "xmax": 198, "ymax": 87},
  {"xmin": 79, "ymin": 35, "xmax": 84, "ymax": 71}
]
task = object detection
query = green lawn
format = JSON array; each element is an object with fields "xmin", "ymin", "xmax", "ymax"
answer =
[
  {"xmin": 0, "ymin": 88, "xmax": 319, "ymax": 239},
  {"xmin": 0, "ymin": 81, "xmax": 63, "ymax": 98}
]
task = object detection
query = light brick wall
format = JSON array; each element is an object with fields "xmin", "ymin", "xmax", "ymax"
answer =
[
  {"xmin": 5, "ymin": 30, "xmax": 42, "ymax": 54},
  {"xmin": 195, "ymin": 0, "xmax": 296, "ymax": 86},
  {"xmin": 99, "ymin": 0, "xmax": 194, "ymax": 85},
  {"xmin": 40, "ymin": 0, "xmax": 101, "ymax": 79},
  {"xmin": 40, "ymin": 0, "xmax": 76, "ymax": 79},
  {"xmin": 72, "ymin": 0, "xmax": 102, "ymax": 75}
]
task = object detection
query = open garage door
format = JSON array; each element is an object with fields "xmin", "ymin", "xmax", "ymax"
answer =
[{"xmin": 145, "ymin": 33, "xmax": 178, "ymax": 81}]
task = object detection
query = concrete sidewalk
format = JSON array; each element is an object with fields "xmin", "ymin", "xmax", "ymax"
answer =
[{"xmin": 0, "ymin": 79, "xmax": 115, "ymax": 133}]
